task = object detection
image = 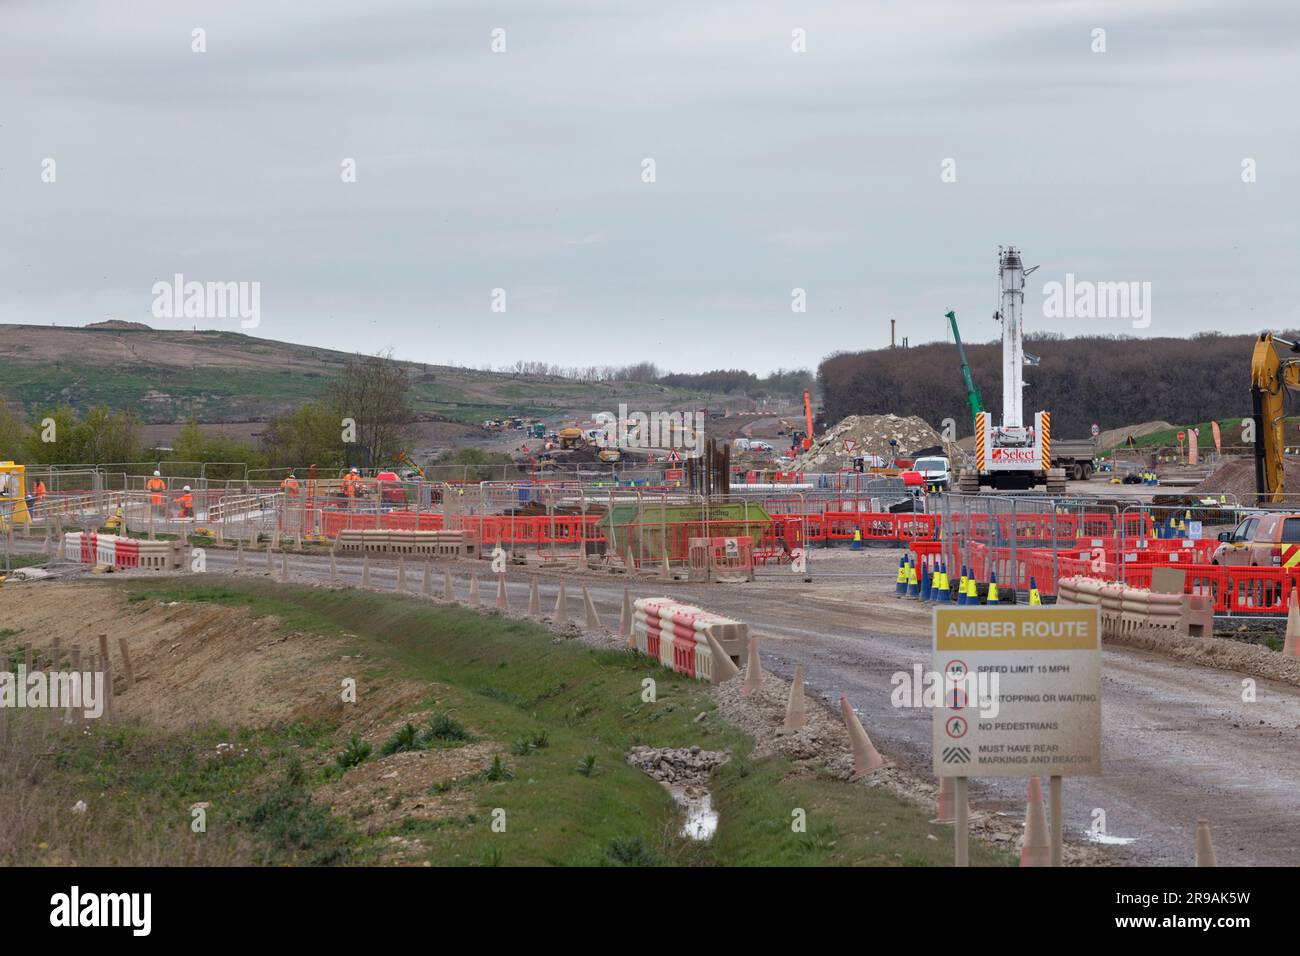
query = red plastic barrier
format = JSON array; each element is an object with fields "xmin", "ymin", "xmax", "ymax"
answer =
[{"xmin": 115, "ymin": 539, "xmax": 139, "ymax": 569}]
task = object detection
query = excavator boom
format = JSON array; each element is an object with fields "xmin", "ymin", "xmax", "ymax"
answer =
[{"xmin": 1251, "ymin": 333, "xmax": 1300, "ymax": 503}]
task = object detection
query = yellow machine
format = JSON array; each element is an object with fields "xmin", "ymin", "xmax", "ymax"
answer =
[
  {"xmin": 558, "ymin": 427, "xmax": 584, "ymax": 450},
  {"xmin": 1250, "ymin": 332, "xmax": 1300, "ymax": 502},
  {"xmin": 0, "ymin": 462, "xmax": 30, "ymax": 527},
  {"xmin": 395, "ymin": 451, "xmax": 426, "ymax": 479}
]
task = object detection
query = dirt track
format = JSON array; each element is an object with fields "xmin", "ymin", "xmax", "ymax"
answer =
[{"xmin": 9, "ymin": 540, "xmax": 1300, "ymax": 866}]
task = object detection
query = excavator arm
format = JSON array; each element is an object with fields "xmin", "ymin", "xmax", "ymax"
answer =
[{"xmin": 1251, "ymin": 333, "xmax": 1300, "ymax": 502}]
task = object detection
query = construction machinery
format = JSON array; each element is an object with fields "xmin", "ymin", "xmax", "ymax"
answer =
[
  {"xmin": 395, "ymin": 451, "xmax": 426, "ymax": 480},
  {"xmin": 945, "ymin": 310, "xmax": 985, "ymax": 428},
  {"xmin": 956, "ymin": 246, "xmax": 1067, "ymax": 494},
  {"xmin": 1251, "ymin": 332, "xmax": 1300, "ymax": 503},
  {"xmin": 947, "ymin": 308, "xmax": 1094, "ymax": 482},
  {"xmin": 553, "ymin": 425, "xmax": 623, "ymax": 462}
]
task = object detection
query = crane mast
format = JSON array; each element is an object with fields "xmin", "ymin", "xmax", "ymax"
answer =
[{"xmin": 999, "ymin": 246, "xmax": 1025, "ymax": 429}]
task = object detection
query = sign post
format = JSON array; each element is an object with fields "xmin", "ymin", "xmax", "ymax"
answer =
[{"xmin": 933, "ymin": 604, "xmax": 1102, "ymax": 866}]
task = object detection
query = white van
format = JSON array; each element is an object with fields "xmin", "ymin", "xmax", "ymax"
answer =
[{"xmin": 912, "ymin": 456, "xmax": 950, "ymax": 489}]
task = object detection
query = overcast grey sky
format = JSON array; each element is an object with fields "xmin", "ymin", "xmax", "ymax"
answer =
[{"xmin": 2, "ymin": 0, "xmax": 1297, "ymax": 373}]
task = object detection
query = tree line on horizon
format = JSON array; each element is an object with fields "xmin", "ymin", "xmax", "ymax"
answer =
[
  {"xmin": 498, "ymin": 360, "xmax": 813, "ymax": 398},
  {"xmin": 816, "ymin": 331, "xmax": 1288, "ymax": 440},
  {"xmin": 0, "ymin": 354, "xmax": 416, "ymax": 477}
]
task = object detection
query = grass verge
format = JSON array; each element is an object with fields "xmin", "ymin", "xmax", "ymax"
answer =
[{"xmin": 2, "ymin": 577, "xmax": 1011, "ymax": 866}]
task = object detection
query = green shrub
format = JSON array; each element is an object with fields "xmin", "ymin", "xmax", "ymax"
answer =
[
  {"xmin": 422, "ymin": 713, "xmax": 468, "ymax": 744},
  {"xmin": 606, "ymin": 836, "xmax": 657, "ymax": 867},
  {"xmin": 336, "ymin": 735, "xmax": 372, "ymax": 770},
  {"xmin": 380, "ymin": 723, "xmax": 424, "ymax": 756}
]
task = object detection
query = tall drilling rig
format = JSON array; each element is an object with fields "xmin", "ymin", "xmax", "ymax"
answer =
[{"xmin": 956, "ymin": 246, "xmax": 1067, "ymax": 494}]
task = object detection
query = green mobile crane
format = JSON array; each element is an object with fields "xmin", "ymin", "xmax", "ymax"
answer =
[{"xmin": 945, "ymin": 310, "xmax": 984, "ymax": 428}]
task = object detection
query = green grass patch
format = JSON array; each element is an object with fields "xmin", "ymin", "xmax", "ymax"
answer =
[
  {"xmin": 1, "ymin": 554, "xmax": 49, "ymax": 571},
  {"xmin": 67, "ymin": 576, "xmax": 1016, "ymax": 867}
]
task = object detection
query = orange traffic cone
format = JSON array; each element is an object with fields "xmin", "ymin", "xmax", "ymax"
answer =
[
  {"xmin": 741, "ymin": 635, "xmax": 763, "ymax": 695},
  {"xmin": 468, "ymin": 573, "xmax": 480, "ymax": 606},
  {"xmin": 932, "ymin": 776, "xmax": 957, "ymax": 824},
  {"xmin": 1020, "ymin": 777, "xmax": 1050, "ymax": 867},
  {"xmin": 1284, "ymin": 591, "xmax": 1300, "ymax": 658},
  {"xmin": 528, "ymin": 575, "xmax": 540, "ymax": 616},
  {"xmin": 496, "ymin": 573, "xmax": 508, "ymax": 610},
  {"xmin": 1195, "ymin": 818, "xmax": 1217, "ymax": 866},
  {"xmin": 779, "ymin": 663, "xmax": 806, "ymax": 733},
  {"xmin": 839, "ymin": 696, "xmax": 885, "ymax": 775},
  {"xmin": 443, "ymin": 570, "xmax": 454, "ymax": 601},
  {"xmin": 396, "ymin": 556, "xmax": 406, "ymax": 592},
  {"xmin": 704, "ymin": 630, "xmax": 740, "ymax": 683}
]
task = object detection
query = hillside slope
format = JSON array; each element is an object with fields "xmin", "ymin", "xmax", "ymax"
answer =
[{"xmin": 0, "ymin": 324, "xmax": 709, "ymax": 424}]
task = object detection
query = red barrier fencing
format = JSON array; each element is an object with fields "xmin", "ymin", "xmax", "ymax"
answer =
[{"xmin": 950, "ymin": 538, "xmax": 1294, "ymax": 615}]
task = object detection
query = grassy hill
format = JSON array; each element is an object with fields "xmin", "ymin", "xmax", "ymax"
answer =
[{"xmin": 0, "ymin": 324, "xmax": 713, "ymax": 425}]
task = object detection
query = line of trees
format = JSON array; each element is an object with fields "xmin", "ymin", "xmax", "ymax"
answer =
[
  {"xmin": 497, "ymin": 361, "xmax": 814, "ymax": 399},
  {"xmin": 817, "ymin": 332, "xmax": 1272, "ymax": 440},
  {"xmin": 0, "ymin": 352, "xmax": 417, "ymax": 474}
]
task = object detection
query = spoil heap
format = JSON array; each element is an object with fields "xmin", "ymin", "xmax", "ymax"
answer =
[
  {"xmin": 1189, "ymin": 456, "xmax": 1300, "ymax": 502},
  {"xmin": 790, "ymin": 414, "xmax": 959, "ymax": 471}
]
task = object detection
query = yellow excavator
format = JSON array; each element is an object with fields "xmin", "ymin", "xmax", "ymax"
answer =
[
  {"xmin": 1251, "ymin": 332, "xmax": 1300, "ymax": 502},
  {"xmin": 555, "ymin": 426, "xmax": 622, "ymax": 462}
]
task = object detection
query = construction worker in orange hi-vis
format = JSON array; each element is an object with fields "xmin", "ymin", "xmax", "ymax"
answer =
[
  {"xmin": 146, "ymin": 470, "xmax": 167, "ymax": 518},
  {"xmin": 342, "ymin": 467, "xmax": 361, "ymax": 499},
  {"xmin": 177, "ymin": 485, "xmax": 195, "ymax": 519},
  {"xmin": 32, "ymin": 478, "xmax": 47, "ymax": 503},
  {"xmin": 280, "ymin": 473, "xmax": 300, "ymax": 496}
]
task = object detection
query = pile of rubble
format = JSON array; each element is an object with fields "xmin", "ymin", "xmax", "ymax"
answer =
[
  {"xmin": 625, "ymin": 745, "xmax": 729, "ymax": 786},
  {"xmin": 1189, "ymin": 456, "xmax": 1300, "ymax": 502},
  {"xmin": 790, "ymin": 414, "xmax": 959, "ymax": 471}
]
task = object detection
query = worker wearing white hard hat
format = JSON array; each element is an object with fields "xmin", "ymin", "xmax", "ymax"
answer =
[
  {"xmin": 146, "ymin": 470, "xmax": 167, "ymax": 517},
  {"xmin": 343, "ymin": 467, "xmax": 360, "ymax": 499},
  {"xmin": 177, "ymin": 484, "xmax": 194, "ymax": 519}
]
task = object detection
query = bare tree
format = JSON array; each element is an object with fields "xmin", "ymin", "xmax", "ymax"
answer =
[{"xmin": 327, "ymin": 351, "xmax": 415, "ymax": 468}]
